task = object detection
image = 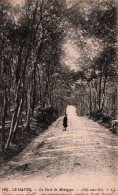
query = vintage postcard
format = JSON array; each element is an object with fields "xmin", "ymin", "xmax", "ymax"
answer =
[{"xmin": 0, "ymin": 0, "xmax": 118, "ymax": 194}]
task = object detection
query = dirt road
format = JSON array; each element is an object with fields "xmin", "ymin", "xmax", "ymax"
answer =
[{"xmin": 0, "ymin": 106, "xmax": 118, "ymax": 188}]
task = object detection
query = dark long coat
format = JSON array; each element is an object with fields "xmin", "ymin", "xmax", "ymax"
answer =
[{"xmin": 63, "ymin": 116, "xmax": 67, "ymax": 127}]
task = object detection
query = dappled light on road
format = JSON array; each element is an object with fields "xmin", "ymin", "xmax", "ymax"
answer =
[{"xmin": 0, "ymin": 106, "xmax": 118, "ymax": 187}]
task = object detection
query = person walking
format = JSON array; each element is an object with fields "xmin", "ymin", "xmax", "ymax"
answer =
[{"xmin": 63, "ymin": 114, "xmax": 68, "ymax": 130}]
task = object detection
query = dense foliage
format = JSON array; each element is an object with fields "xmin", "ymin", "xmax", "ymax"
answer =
[
  {"xmin": 0, "ymin": 0, "xmax": 117, "ymax": 157},
  {"xmin": 0, "ymin": 0, "xmax": 68, "ymax": 155},
  {"xmin": 66, "ymin": 0, "xmax": 117, "ymax": 118}
]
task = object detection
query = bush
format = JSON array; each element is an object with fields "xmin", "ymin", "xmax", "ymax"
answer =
[{"xmin": 90, "ymin": 111, "xmax": 112, "ymax": 125}]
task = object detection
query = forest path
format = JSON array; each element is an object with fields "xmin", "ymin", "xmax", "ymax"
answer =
[{"xmin": 0, "ymin": 106, "xmax": 118, "ymax": 187}]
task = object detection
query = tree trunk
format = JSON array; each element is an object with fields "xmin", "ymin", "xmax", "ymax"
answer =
[
  {"xmin": 101, "ymin": 76, "xmax": 107, "ymax": 112},
  {"xmin": 87, "ymin": 83, "xmax": 92, "ymax": 115},
  {"xmin": 1, "ymin": 89, "xmax": 8, "ymax": 156},
  {"xmin": 26, "ymin": 78, "xmax": 32, "ymax": 130},
  {"xmin": 98, "ymin": 73, "xmax": 102, "ymax": 112},
  {"xmin": 5, "ymin": 51, "xmax": 29, "ymax": 149},
  {"xmin": 5, "ymin": 91, "xmax": 20, "ymax": 149},
  {"xmin": 11, "ymin": 98, "xmax": 23, "ymax": 143},
  {"xmin": 94, "ymin": 80, "xmax": 98, "ymax": 113}
]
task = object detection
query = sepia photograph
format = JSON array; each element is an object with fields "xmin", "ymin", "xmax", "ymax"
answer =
[{"xmin": 0, "ymin": 0, "xmax": 118, "ymax": 194}]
